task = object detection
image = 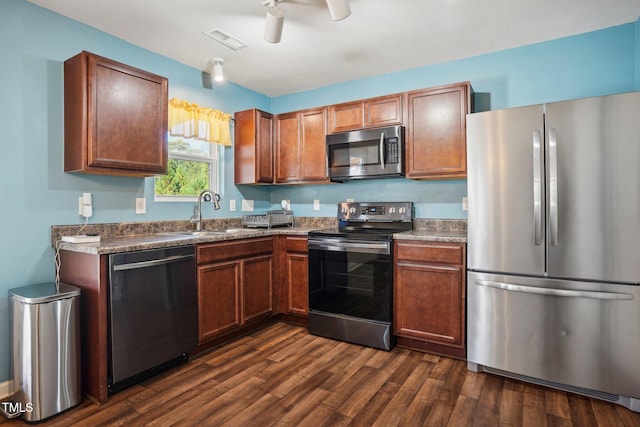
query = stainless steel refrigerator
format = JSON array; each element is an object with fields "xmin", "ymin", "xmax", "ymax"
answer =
[{"xmin": 466, "ymin": 91, "xmax": 640, "ymax": 412}]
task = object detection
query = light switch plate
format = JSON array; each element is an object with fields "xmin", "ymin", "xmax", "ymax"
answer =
[
  {"xmin": 135, "ymin": 198, "xmax": 146, "ymax": 214},
  {"xmin": 313, "ymin": 199, "xmax": 320, "ymax": 211},
  {"xmin": 462, "ymin": 197, "xmax": 468, "ymax": 211},
  {"xmin": 230, "ymin": 199, "xmax": 236, "ymax": 211}
]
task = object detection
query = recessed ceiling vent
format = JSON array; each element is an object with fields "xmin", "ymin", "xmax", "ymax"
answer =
[{"xmin": 202, "ymin": 29, "xmax": 248, "ymax": 51}]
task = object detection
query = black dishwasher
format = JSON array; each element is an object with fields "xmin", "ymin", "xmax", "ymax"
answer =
[{"xmin": 108, "ymin": 245, "xmax": 197, "ymax": 394}]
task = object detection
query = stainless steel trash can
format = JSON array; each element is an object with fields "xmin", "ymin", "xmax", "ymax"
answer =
[{"xmin": 8, "ymin": 282, "xmax": 81, "ymax": 422}]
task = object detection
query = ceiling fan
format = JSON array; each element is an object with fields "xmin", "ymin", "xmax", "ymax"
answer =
[{"xmin": 262, "ymin": 0, "xmax": 351, "ymax": 43}]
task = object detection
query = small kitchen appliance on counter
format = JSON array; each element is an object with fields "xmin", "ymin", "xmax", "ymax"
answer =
[
  {"xmin": 307, "ymin": 201, "xmax": 413, "ymax": 351},
  {"xmin": 241, "ymin": 210, "xmax": 294, "ymax": 228}
]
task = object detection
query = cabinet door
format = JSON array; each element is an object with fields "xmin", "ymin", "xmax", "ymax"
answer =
[
  {"xmin": 242, "ymin": 255, "xmax": 273, "ymax": 323},
  {"xmin": 394, "ymin": 262, "xmax": 463, "ymax": 345},
  {"xmin": 198, "ymin": 261, "xmax": 241, "ymax": 342},
  {"xmin": 394, "ymin": 241, "xmax": 466, "ymax": 357},
  {"xmin": 285, "ymin": 253, "xmax": 309, "ymax": 315},
  {"xmin": 406, "ymin": 82, "xmax": 470, "ymax": 179},
  {"xmin": 275, "ymin": 112, "xmax": 300, "ymax": 183},
  {"xmin": 64, "ymin": 51, "xmax": 168, "ymax": 176},
  {"xmin": 283, "ymin": 237, "xmax": 309, "ymax": 316},
  {"xmin": 300, "ymin": 108, "xmax": 328, "ymax": 182},
  {"xmin": 328, "ymin": 101, "xmax": 363, "ymax": 133},
  {"xmin": 256, "ymin": 111, "xmax": 275, "ymax": 183},
  {"xmin": 234, "ymin": 109, "xmax": 274, "ymax": 184},
  {"xmin": 364, "ymin": 94, "xmax": 404, "ymax": 128}
]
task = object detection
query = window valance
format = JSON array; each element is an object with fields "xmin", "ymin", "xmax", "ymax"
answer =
[{"xmin": 168, "ymin": 98, "xmax": 232, "ymax": 146}]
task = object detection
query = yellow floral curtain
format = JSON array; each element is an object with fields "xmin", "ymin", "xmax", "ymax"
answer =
[{"xmin": 168, "ymin": 98, "xmax": 232, "ymax": 146}]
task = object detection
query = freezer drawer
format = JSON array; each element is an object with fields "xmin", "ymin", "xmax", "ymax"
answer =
[{"xmin": 467, "ymin": 271, "xmax": 640, "ymax": 401}]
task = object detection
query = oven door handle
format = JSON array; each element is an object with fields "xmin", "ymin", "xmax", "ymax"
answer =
[{"xmin": 309, "ymin": 240, "xmax": 390, "ymax": 255}]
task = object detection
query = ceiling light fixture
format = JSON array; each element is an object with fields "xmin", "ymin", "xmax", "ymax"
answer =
[
  {"xmin": 206, "ymin": 58, "xmax": 224, "ymax": 82},
  {"xmin": 261, "ymin": 0, "xmax": 350, "ymax": 44},
  {"xmin": 325, "ymin": 0, "xmax": 351, "ymax": 21},
  {"xmin": 264, "ymin": 1, "xmax": 285, "ymax": 43},
  {"xmin": 212, "ymin": 58, "xmax": 224, "ymax": 81}
]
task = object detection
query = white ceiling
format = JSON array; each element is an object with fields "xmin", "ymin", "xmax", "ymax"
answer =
[{"xmin": 27, "ymin": 0, "xmax": 640, "ymax": 97}]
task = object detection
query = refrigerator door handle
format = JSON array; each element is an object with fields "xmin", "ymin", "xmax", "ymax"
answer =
[
  {"xmin": 548, "ymin": 128, "xmax": 559, "ymax": 246},
  {"xmin": 533, "ymin": 130, "xmax": 543, "ymax": 246},
  {"xmin": 475, "ymin": 279, "xmax": 633, "ymax": 300}
]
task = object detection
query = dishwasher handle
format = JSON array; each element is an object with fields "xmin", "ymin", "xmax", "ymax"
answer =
[{"xmin": 112, "ymin": 254, "xmax": 195, "ymax": 271}]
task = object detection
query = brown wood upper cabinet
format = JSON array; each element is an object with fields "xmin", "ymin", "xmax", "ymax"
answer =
[
  {"xmin": 328, "ymin": 94, "xmax": 404, "ymax": 133},
  {"xmin": 275, "ymin": 108, "xmax": 328, "ymax": 183},
  {"xmin": 406, "ymin": 82, "xmax": 471, "ymax": 179},
  {"xmin": 64, "ymin": 51, "xmax": 168, "ymax": 177},
  {"xmin": 234, "ymin": 109, "xmax": 274, "ymax": 184}
]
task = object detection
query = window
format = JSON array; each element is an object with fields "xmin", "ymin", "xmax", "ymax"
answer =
[
  {"xmin": 154, "ymin": 98, "xmax": 231, "ymax": 201},
  {"xmin": 154, "ymin": 136, "xmax": 219, "ymax": 201}
]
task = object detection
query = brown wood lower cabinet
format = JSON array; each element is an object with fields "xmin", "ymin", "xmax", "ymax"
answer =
[
  {"xmin": 281, "ymin": 236, "xmax": 308, "ymax": 320},
  {"xmin": 393, "ymin": 240, "xmax": 466, "ymax": 359},
  {"xmin": 197, "ymin": 238, "xmax": 274, "ymax": 344}
]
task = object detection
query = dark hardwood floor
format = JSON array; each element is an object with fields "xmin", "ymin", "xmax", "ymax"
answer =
[{"xmin": 2, "ymin": 322, "xmax": 639, "ymax": 426}]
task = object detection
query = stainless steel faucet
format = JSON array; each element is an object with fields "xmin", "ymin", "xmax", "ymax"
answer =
[{"xmin": 191, "ymin": 189, "xmax": 221, "ymax": 230}]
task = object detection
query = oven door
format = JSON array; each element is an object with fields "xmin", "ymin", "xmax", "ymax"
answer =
[{"xmin": 308, "ymin": 237, "xmax": 392, "ymax": 322}]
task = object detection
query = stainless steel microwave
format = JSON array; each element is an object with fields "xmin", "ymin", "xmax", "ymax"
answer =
[{"xmin": 326, "ymin": 125, "xmax": 405, "ymax": 182}]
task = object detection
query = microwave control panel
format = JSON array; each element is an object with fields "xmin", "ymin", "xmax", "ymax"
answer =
[{"xmin": 386, "ymin": 137, "xmax": 399, "ymax": 164}]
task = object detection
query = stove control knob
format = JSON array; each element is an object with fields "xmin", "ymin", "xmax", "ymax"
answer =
[
  {"xmin": 349, "ymin": 207, "xmax": 357, "ymax": 214},
  {"xmin": 389, "ymin": 207, "xmax": 396, "ymax": 214},
  {"xmin": 399, "ymin": 207, "xmax": 406, "ymax": 214}
]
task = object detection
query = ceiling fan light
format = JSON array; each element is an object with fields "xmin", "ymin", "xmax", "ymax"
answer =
[
  {"xmin": 326, "ymin": 0, "xmax": 350, "ymax": 21},
  {"xmin": 211, "ymin": 58, "xmax": 224, "ymax": 82},
  {"xmin": 264, "ymin": 6, "xmax": 285, "ymax": 43}
]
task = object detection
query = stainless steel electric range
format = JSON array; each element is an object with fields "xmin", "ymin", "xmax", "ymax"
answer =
[{"xmin": 307, "ymin": 201, "xmax": 413, "ymax": 350}]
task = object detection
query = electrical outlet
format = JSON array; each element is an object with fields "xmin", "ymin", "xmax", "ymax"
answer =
[
  {"xmin": 313, "ymin": 199, "xmax": 320, "ymax": 211},
  {"xmin": 135, "ymin": 198, "xmax": 146, "ymax": 214},
  {"xmin": 79, "ymin": 192, "xmax": 93, "ymax": 218},
  {"xmin": 241, "ymin": 199, "xmax": 254, "ymax": 211},
  {"xmin": 462, "ymin": 196, "xmax": 468, "ymax": 211},
  {"xmin": 229, "ymin": 199, "xmax": 236, "ymax": 211}
]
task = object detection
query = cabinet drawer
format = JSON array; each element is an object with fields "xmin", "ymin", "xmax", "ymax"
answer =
[
  {"xmin": 395, "ymin": 241, "xmax": 464, "ymax": 265},
  {"xmin": 285, "ymin": 237, "xmax": 308, "ymax": 253},
  {"xmin": 198, "ymin": 237, "xmax": 274, "ymax": 264}
]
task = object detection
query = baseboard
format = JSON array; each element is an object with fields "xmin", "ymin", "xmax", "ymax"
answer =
[{"xmin": 0, "ymin": 380, "xmax": 13, "ymax": 400}]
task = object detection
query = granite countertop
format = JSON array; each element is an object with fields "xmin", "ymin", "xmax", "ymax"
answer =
[
  {"xmin": 53, "ymin": 226, "xmax": 317, "ymax": 255},
  {"xmin": 52, "ymin": 218, "xmax": 467, "ymax": 255}
]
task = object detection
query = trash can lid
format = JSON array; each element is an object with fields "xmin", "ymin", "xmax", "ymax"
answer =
[{"xmin": 9, "ymin": 282, "xmax": 81, "ymax": 304}]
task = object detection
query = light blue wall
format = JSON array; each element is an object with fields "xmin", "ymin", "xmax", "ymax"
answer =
[
  {"xmin": 0, "ymin": 0, "xmax": 270, "ymax": 384},
  {"xmin": 269, "ymin": 22, "xmax": 637, "ymax": 217},
  {"xmin": 0, "ymin": 0, "xmax": 638, "ymax": 383}
]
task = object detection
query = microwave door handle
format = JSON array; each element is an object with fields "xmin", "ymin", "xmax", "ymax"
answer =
[{"xmin": 379, "ymin": 133, "xmax": 385, "ymax": 169}]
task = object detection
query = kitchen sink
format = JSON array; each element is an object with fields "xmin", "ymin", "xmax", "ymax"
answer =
[{"xmin": 157, "ymin": 228, "xmax": 248, "ymax": 237}]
